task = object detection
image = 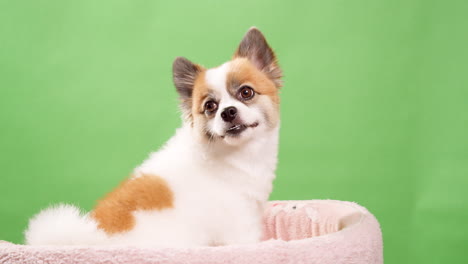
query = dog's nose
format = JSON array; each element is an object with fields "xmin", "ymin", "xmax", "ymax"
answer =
[{"xmin": 221, "ymin": 106, "xmax": 237, "ymax": 122}]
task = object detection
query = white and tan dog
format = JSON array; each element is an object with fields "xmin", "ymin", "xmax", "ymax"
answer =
[{"xmin": 25, "ymin": 27, "xmax": 283, "ymax": 247}]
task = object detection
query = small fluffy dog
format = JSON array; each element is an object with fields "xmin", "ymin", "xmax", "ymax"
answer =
[{"xmin": 25, "ymin": 27, "xmax": 283, "ymax": 247}]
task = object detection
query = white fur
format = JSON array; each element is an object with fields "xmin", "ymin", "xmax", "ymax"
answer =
[
  {"xmin": 25, "ymin": 62, "xmax": 279, "ymax": 247},
  {"xmin": 25, "ymin": 204, "xmax": 108, "ymax": 245}
]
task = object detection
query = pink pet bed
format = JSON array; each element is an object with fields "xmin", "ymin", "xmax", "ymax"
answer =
[{"xmin": 0, "ymin": 200, "xmax": 383, "ymax": 264}]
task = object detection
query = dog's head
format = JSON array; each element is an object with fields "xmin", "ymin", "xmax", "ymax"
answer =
[{"xmin": 173, "ymin": 28, "xmax": 282, "ymax": 145}]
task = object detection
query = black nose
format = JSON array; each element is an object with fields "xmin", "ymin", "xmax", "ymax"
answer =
[{"xmin": 221, "ymin": 106, "xmax": 237, "ymax": 122}]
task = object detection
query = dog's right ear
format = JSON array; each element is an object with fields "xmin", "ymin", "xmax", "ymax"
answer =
[
  {"xmin": 173, "ymin": 57, "xmax": 203, "ymax": 117},
  {"xmin": 173, "ymin": 57, "xmax": 202, "ymax": 100}
]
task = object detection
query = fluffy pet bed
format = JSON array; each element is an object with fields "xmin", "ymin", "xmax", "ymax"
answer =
[{"xmin": 0, "ymin": 200, "xmax": 383, "ymax": 264}]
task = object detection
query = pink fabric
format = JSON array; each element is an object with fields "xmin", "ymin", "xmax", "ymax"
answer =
[{"xmin": 0, "ymin": 200, "xmax": 383, "ymax": 264}]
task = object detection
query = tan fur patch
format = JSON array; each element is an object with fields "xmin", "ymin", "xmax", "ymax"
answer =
[
  {"xmin": 228, "ymin": 58, "xmax": 280, "ymax": 104},
  {"xmin": 191, "ymin": 70, "xmax": 210, "ymax": 114},
  {"xmin": 91, "ymin": 174, "xmax": 173, "ymax": 234}
]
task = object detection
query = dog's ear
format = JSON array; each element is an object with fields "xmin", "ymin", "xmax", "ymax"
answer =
[
  {"xmin": 173, "ymin": 57, "xmax": 203, "ymax": 117},
  {"xmin": 234, "ymin": 27, "xmax": 282, "ymax": 87},
  {"xmin": 173, "ymin": 57, "xmax": 202, "ymax": 100}
]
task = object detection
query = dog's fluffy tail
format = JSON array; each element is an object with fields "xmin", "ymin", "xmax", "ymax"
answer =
[{"xmin": 25, "ymin": 204, "xmax": 108, "ymax": 245}]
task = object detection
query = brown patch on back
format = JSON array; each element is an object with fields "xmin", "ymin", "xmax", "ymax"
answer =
[
  {"xmin": 91, "ymin": 174, "xmax": 173, "ymax": 234},
  {"xmin": 228, "ymin": 58, "xmax": 280, "ymax": 104}
]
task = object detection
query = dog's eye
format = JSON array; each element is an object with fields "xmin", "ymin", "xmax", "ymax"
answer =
[
  {"xmin": 204, "ymin": 101, "xmax": 218, "ymax": 113},
  {"xmin": 238, "ymin": 86, "xmax": 255, "ymax": 100}
]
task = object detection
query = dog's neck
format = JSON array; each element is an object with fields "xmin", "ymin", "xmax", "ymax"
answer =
[
  {"xmin": 193, "ymin": 124, "xmax": 279, "ymax": 170},
  {"xmin": 191, "ymin": 123, "xmax": 280, "ymax": 201}
]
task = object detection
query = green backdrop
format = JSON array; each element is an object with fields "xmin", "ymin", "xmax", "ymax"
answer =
[{"xmin": 1, "ymin": 1, "xmax": 467, "ymax": 263}]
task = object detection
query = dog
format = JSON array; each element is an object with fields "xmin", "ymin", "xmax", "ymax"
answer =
[{"xmin": 25, "ymin": 27, "xmax": 283, "ymax": 247}]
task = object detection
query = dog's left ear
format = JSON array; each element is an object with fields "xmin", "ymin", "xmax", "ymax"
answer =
[{"xmin": 234, "ymin": 27, "xmax": 282, "ymax": 87}]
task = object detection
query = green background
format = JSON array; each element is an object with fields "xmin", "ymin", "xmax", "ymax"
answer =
[{"xmin": 1, "ymin": 0, "xmax": 467, "ymax": 263}]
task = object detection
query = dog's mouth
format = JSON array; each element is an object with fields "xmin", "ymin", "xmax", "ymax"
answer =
[{"xmin": 224, "ymin": 122, "xmax": 259, "ymax": 137}]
